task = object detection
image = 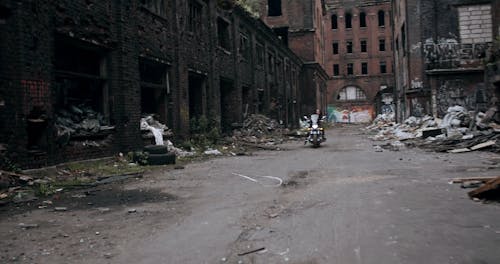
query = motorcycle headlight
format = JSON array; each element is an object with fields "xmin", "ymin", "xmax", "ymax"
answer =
[{"xmin": 312, "ymin": 124, "xmax": 318, "ymax": 129}]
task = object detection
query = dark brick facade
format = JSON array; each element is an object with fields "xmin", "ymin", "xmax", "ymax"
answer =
[
  {"xmin": 0, "ymin": 0, "xmax": 303, "ymax": 169},
  {"xmin": 392, "ymin": 0, "xmax": 499, "ymax": 120},
  {"xmin": 259, "ymin": 0, "xmax": 330, "ymax": 115}
]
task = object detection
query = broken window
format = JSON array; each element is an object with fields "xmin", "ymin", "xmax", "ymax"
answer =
[
  {"xmin": 338, "ymin": 86, "xmax": 367, "ymax": 101},
  {"xmin": 139, "ymin": 58, "xmax": 169, "ymax": 125},
  {"xmin": 359, "ymin": 12, "xmax": 367, "ymax": 27},
  {"xmin": 345, "ymin": 13, "xmax": 352, "ymax": 29},
  {"xmin": 380, "ymin": 61, "xmax": 387, "ymax": 73},
  {"xmin": 333, "ymin": 64, "xmax": 339, "ymax": 76},
  {"xmin": 217, "ymin": 18, "xmax": 231, "ymax": 51},
  {"xmin": 401, "ymin": 23, "xmax": 406, "ymax": 56},
  {"xmin": 267, "ymin": 0, "xmax": 282, "ymax": 17},
  {"xmin": 53, "ymin": 37, "xmax": 111, "ymax": 146},
  {"xmin": 273, "ymin": 27, "xmax": 288, "ymax": 47},
  {"xmin": 239, "ymin": 30, "xmax": 250, "ymax": 60},
  {"xmin": 140, "ymin": 0, "xmax": 167, "ymax": 17},
  {"xmin": 331, "ymin": 14, "xmax": 338, "ymax": 29},
  {"xmin": 256, "ymin": 42, "xmax": 264, "ymax": 66},
  {"xmin": 333, "ymin": 42, "xmax": 339, "ymax": 54},
  {"xmin": 268, "ymin": 52, "xmax": 275, "ymax": 74},
  {"xmin": 347, "ymin": 63, "xmax": 354, "ymax": 75},
  {"xmin": 378, "ymin": 10, "xmax": 385, "ymax": 27},
  {"xmin": 361, "ymin": 40, "xmax": 367, "ymax": 52},
  {"xmin": 187, "ymin": 1, "xmax": 202, "ymax": 33},
  {"xmin": 379, "ymin": 39, "xmax": 386, "ymax": 51},
  {"xmin": 347, "ymin": 41, "xmax": 353, "ymax": 53},
  {"xmin": 188, "ymin": 73, "xmax": 205, "ymax": 125},
  {"xmin": 361, "ymin": 62, "xmax": 368, "ymax": 75}
]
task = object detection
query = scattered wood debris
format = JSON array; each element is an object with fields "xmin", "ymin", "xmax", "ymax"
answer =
[{"xmin": 468, "ymin": 176, "xmax": 500, "ymax": 200}]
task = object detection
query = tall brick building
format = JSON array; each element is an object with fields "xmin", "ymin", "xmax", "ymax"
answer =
[
  {"xmin": 259, "ymin": 0, "xmax": 330, "ymax": 115},
  {"xmin": 324, "ymin": 0, "xmax": 395, "ymax": 123},
  {"xmin": 0, "ymin": 0, "xmax": 305, "ymax": 168},
  {"xmin": 392, "ymin": 0, "xmax": 500, "ymax": 121}
]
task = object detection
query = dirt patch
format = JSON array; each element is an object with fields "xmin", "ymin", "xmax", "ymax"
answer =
[{"xmin": 282, "ymin": 170, "xmax": 310, "ymax": 189}]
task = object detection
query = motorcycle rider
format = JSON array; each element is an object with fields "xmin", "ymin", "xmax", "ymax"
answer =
[{"xmin": 304, "ymin": 109, "xmax": 326, "ymax": 144}]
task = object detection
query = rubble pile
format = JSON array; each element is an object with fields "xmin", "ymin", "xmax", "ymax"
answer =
[
  {"xmin": 232, "ymin": 114, "xmax": 285, "ymax": 145},
  {"xmin": 367, "ymin": 105, "xmax": 500, "ymax": 153},
  {"xmin": 55, "ymin": 105, "xmax": 115, "ymax": 145}
]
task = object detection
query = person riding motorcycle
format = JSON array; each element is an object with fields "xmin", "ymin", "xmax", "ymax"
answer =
[{"xmin": 304, "ymin": 109, "xmax": 326, "ymax": 144}]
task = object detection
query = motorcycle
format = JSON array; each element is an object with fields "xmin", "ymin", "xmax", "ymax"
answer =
[{"xmin": 303, "ymin": 114, "xmax": 326, "ymax": 147}]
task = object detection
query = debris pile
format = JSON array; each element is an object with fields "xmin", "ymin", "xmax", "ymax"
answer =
[
  {"xmin": 451, "ymin": 176, "xmax": 500, "ymax": 201},
  {"xmin": 367, "ymin": 105, "xmax": 500, "ymax": 153},
  {"xmin": 232, "ymin": 114, "xmax": 285, "ymax": 146},
  {"xmin": 55, "ymin": 105, "xmax": 115, "ymax": 146},
  {"xmin": 140, "ymin": 115, "xmax": 173, "ymax": 145}
]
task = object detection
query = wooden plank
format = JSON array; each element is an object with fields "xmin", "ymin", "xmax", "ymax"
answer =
[
  {"xmin": 470, "ymin": 140, "xmax": 496, "ymax": 151},
  {"xmin": 448, "ymin": 148, "xmax": 471, "ymax": 153},
  {"xmin": 450, "ymin": 176, "xmax": 498, "ymax": 184},
  {"xmin": 468, "ymin": 177, "xmax": 500, "ymax": 199}
]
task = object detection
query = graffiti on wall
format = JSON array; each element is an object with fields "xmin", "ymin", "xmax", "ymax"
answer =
[
  {"xmin": 327, "ymin": 105, "xmax": 373, "ymax": 123},
  {"xmin": 423, "ymin": 38, "xmax": 492, "ymax": 69}
]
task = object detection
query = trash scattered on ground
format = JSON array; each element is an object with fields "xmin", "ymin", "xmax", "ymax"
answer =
[
  {"xmin": 204, "ymin": 149, "xmax": 223, "ymax": 156},
  {"xmin": 54, "ymin": 207, "xmax": 68, "ymax": 212},
  {"xmin": 232, "ymin": 172, "xmax": 283, "ymax": 187},
  {"xmin": 366, "ymin": 105, "xmax": 500, "ymax": 153}
]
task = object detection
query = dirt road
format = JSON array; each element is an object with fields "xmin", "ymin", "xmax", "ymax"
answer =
[{"xmin": 1, "ymin": 125, "xmax": 500, "ymax": 263}]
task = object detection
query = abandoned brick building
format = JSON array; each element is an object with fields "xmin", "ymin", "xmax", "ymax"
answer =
[
  {"xmin": 0, "ymin": 0, "xmax": 306, "ymax": 168},
  {"xmin": 259, "ymin": 0, "xmax": 330, "ymax": 116},
  {"xmin": 392, "ymin": 0, "xmax": 500, "ymax": 121},
  {"xmin": 324, "ymin": 0, "xmax": 395, "ymax": 123}
]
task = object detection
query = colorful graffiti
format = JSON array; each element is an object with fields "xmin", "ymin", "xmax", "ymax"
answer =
[{"xmin": 327, "ymin": 105, "xmax": 374, "ymax": 123}]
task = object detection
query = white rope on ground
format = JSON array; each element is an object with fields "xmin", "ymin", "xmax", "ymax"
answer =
[{"xmin": 232, "ymin": 173, "xmax": 283, "ymax": 187}]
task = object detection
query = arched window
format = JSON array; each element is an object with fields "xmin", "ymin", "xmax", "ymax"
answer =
[
  {"xmin": 378, "ymin": 10, "xmax": 385, "ymax": 27},
  {"xmin": 345, "ymin": 13, "xmax": 352, "ymax": 29},
  {"xmin": 359, "ymin": 12, "xmax": 366, "ymax": 27},
  {"xmin": 338, "ymin": 86, "xmax": 367, "ymax": 101},
  {"xmin": 331, "ymin": 14, "xmax": 338, "ymax": 29}
]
